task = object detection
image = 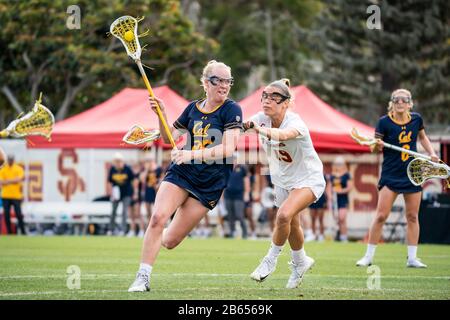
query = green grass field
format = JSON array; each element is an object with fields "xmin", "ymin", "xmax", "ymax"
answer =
[{"xmin": 0, "ymin": 236, "xmax": 448, "ymax": 300}]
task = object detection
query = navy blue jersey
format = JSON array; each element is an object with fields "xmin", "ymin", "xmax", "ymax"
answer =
[
  {"xmin": 108, "ymin": 165, "xmax": 135, "ymax": 199},
  {"xmin": 164, "ymin": 98, "xmax": 243, "ymax": 209},
  {"xmin": 330, "ymin": 172, "xmax": 351, "ymax": 207},
  {"xmin": 224, "ymin": 165, "xmax": 247, "ymax": 200},
  {"xmin": 376, "ymin": 112, "xmax": 424, "ymax": 193},
  {"xmin": 145, "ymin": 167, "xmax": 162, "ymax": 190}
]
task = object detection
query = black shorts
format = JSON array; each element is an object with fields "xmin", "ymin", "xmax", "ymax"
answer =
[
  {"xmin": 164, "ymin": 170, "xmax": 223, "ymax": 210},
  {"xmin": 144, "ymin": 188, "xmax": 156, "ymax": 203},
  {"xmin": 310, "ymin": 193, "xmax": 326, "ymax": 209},
  {"xmin": 378, "ymin": 176, "xmax": 422, "ymax": 194}
]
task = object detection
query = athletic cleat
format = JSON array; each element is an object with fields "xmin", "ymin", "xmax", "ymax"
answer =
[
  {"xmin": 407, "ymin": 258, "xmax": 427, "ymax": 268},
  {"xmin": 128, "ymin": 272, "xmax": 150, "ymax": 292},
  {"xmin": 250, "ymin": 256, "xmax": 277, "ymax": 282},
  {"xmin": 356, "ymin": 255, "xmax": 372, "ymax": 267},
  {"xmin": 286, "ymin": 256, "xmax": 315, "ymax": 289}
]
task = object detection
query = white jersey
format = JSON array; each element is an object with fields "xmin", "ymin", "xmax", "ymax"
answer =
[{"xmin": 249, "ymin": 111, "xmax": 324, "ymax": 193}]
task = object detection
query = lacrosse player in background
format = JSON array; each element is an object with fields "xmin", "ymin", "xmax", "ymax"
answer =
[
  {"xmin": 356, "ymin": 89, "xmax": 439, "ymax": 268},
  {"xmin": 128, "ymin": 60, "xmax": 243, "ymax": 292},
  {"xmin": 329, "ymin": 156, "xmax": 353, "ymax": 242},
  {"xmin": 245, "ymin": 79, "xmax": 325, "ymax": 289}
]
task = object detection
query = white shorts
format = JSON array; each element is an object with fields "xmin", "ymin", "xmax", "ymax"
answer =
[{"xmin": 274, "ymin": 176, "xmax": 326, "ymax": 208}]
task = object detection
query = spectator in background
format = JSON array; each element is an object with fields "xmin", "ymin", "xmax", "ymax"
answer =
[
  {"xmin": 128, "ymin": 162, "xmax": 145, "ymax": 238},
  {"xmin": 329, "ymin": 156, "xmax": 352, "ymax": 242},
  {"xmin": 245, "ymin": 165, "xmax": 258, "ymax": 239},
  {"xmin": 0, "ymin": 146, "xmax": 5, "ymax": 168},
  {"xmin": 141, "ymin": 156, "xmax": 162, "ymax": 226},
  {"xmin": 224, "ymin": 158, "xmax": 249, "ymax": 239},
  {"xmin": 107, "ymin": 152, "xmax": 137, "ymax": 236},
  {"xmin": 309, "ymin": 174, "xmax": 329, "ymax": 241},
  {"xmin": 0, "ymin": 147, "xmax": 4, "ymax": 233},
  {"xmin": 261, "ymin": 174, "xmax": 277, "ymax": 233},
  {"xmin": 0, "ymin": 155, "xmax": 26, "ymax": 235}
]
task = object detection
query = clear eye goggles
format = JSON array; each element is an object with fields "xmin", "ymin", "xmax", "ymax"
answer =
[
  {"xmin": 391, "ymin": 96, "xmax": 411, "ymax": 104},
  {"xmin": 261, "ymin": 91, "xmax": 290, "ymax": 104},
  {"xmin": 207, "ymin": 76, "xmax": 234, "ymax": 86}
]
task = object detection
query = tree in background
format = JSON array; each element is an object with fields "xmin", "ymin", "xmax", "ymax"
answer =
[
  {"xmin": 303, "ymin": 0, "xmax": 449, "ymax": 128},
  {"xmin": 0, "ymin": 0, "xmax": 217, "ymax": 125},
  {"xmin": 189, "ymin": 0, "xmax": 322, "ymax": 99}
]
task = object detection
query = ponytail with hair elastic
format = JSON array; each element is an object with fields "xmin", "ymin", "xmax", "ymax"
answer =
[{"xmin": 268, "ymin": 78, "xmax": 292, "ymax": 100}]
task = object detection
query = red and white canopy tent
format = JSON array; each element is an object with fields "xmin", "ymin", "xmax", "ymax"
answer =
[
  {"xmin": 29, "ymin": 85, "xmax": 374, "ymax": 153},
  {"xmin": 237, "ymin": 85, "xmax": 374, "ymax": 153},
  {"xmin": 28, "ymin": 86, "xmax": 188, "ymax": 149}
]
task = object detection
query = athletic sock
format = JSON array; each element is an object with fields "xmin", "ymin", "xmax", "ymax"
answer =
[
  {"xmin": 139, "ymin": 263, "xmax": 152, "ymax": 275},
  {"xmin": 267, "ymin": 242, "xmax": 283, "ymax": 260},
  {"xmin": 291, "ymin": 248, "xmax": 306, "ymax": 265},
  {"xmin": 407, "ymin": 246, "xmax": 417, "ymax": 261},
  {"xmin": 366, "ymin": 244, "xmax": 377, "ymax": 259}
]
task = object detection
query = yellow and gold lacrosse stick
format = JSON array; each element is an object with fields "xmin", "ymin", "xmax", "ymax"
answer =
[
  {"xmin": 350, "ymin": 128, "xmax": 431, "ymax": 160},
  {"xmin": 0, "ymin": 93, "xmax": 54, "ymax": 140},
  {"xmin": 351, "ymin": 128, "xmax": 450, "ymax": 187},
  {"xmin": 122, "ymin": 125, "xmax": 160, "ymax": 146},
  {"xmin": 407, "ymin": 158, "xmax": 450, "ymax": 188},
  {"xmin": 109, "ymin": 16, "xmax": 176, "ymax": 149}
]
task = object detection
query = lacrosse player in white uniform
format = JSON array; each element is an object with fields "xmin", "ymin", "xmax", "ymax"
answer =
[{"xmin": 244, "ymin": 79, "xmax": 325, "ymax": 289}]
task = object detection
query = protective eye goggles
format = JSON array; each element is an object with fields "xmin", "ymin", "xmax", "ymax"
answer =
[
  {"xmin": 207, "ymin": 76, "xmax": 234, "ymax": 86},
  {"xmin": 261, "ymin": 91, "xmax": 290, "ymax": 104},
  {"xmin": 391, "ymin": 96, "xmax": 411, "ymax": 104}
]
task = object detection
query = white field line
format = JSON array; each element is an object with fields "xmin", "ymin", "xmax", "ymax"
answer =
[
  {"xmin": 0, "ymin": 273, "xmax": 449, "ymax": 280},
  {"xmin": 0, "ymin": 286, "xmax": 448, "ymax": 298}
]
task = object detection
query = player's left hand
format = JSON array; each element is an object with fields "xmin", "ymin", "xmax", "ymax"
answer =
[{"xmin": 171, "ymin": 149, "xmax": 192, "ymax": 165}]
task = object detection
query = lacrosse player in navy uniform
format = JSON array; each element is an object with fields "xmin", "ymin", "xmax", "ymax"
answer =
[
  {"xmin": 129, "ymin": 60, "xmax": 242, "ymax": 292},
  {"xmin": 329, "ymin": 156, "xmax": 352, "ymax": 242},
  {"xmin": 357, "ymin": 89, "xmax": 439, "ymax": 268}
]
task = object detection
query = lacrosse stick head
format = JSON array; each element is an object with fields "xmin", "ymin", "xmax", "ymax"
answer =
[
  {"xmin": 110, "ymin": 16, "xmax": 142, "ymax": 61},
  {"xmin": 122, "ymin": 125, "xmax": 160, "ymax": 146},
  {"xmin": 407, "ymin": 158, "xmax": 450, "ymax": 187},
  {"xmin": 350, "ymin": 128, "xmax": 376, "ymax": 146},
  {"xmin": 0, "ymin": 93, "xmax": 54, "ymax": 140}
]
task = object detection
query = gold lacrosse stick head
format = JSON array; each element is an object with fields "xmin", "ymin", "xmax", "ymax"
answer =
[
  {"xmin": 109, "ymin": 16, "xmax": 147, "ymax": 61},
  {"xmin": 122, "ymin": 125, "xmax": 160, "ymax": 146},
  {"xmin": 350, "ymin": 128, "xmax": 376, "ymax": 146},
  {"xmin": 0, "ymin": 93, "xmax": 54, "ymax": 140},
  {"xmin": 407, "ymin": 158, "xmax": 450, "ymax": 187}
]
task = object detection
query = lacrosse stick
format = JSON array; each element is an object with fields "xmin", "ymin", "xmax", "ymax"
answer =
[
  {"xmin": 407, "ymin": 158, "xmax": 450, "ymax": 187},
  {"xmin": 122, "ymin": 124, "xmax": 160, "ymax": 146},
  {"xmin": 0, "ymin": 93, "xmax": 54, "ymax": 140},
  {"xmin": 350, "ymin": 128, "xmax": 431, "ymax": 160},
  {"xmin": 109, "ymin": 16, "xmax": 176, "ymax": 149},
  {"xmin": 351, "ymin": 128, "xmax": 450, "ymax": 187}
]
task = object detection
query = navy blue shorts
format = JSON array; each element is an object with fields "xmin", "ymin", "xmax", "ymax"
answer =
[
  {"xmin": 144, "ymin": 188, "xmax": 156, "ymax": 203},
  {"xmin": 337, "ymin": 195, "xmax": 348, "ymax": 209},
  {"xmin": 163, "ymin": 170, "xmax": 223, "ymax": 210},
  {"xmin": 378, "ymin": 180, "xmax": 422, "ymax": 194},
  {"xmin": 310, "ymin": 193, "xmax": 327, "ymax": 209}
]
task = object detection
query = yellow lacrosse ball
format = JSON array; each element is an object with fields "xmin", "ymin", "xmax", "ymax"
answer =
[{"xmin": 124, "ymin": 31, "xmax": 134, "ymax": 42}]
